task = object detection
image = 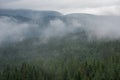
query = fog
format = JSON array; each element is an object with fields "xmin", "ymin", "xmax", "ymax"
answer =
[
  {"xmin": 0, "ymin": 16, "xmax": 30, "ymax": 44},
  {"xmin": 85, "ymin": 16, "xmax": 120, "ymax": 40},
  {"xmin": 0, "ymin": 14, "xmax": 120, "ymax": 45},
  {"xmin": 41, "ymin": 19, "xmax": 82, "ymax": 42},
  {"xmin": 0, "ymin": 16, "xmax": 40, "ymax": 44}
]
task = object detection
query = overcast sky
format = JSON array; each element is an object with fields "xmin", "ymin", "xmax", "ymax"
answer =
[{"xmin": 0, "ymin": 0, "xmax": 120, "ymax": 15}]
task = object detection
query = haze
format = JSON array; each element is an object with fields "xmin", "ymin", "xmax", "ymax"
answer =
[{"xmin": 0, "ymin": 0, "xmax": 120, "ymax": 15}]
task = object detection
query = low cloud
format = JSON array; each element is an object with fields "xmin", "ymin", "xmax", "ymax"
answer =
[
  {"xmin": 0, "ymin": 0, "xmax": 120, "ymax": 15},
  {"xmin": 0, "ymin": 14, "xmax": 120, "ymax": 45},
  {"xmin": 0, "ymin": 16, "xmax": 34, "ymax": 44},
  {"xmin": 84, "ymin": 16, "xmax": 120, "ymax": 40},
  {"xmin": 40, "ymin": 19, "xmax": 82, "ymax": 42},
  {"xmin": 62, "ymin": 6, "xmax": 120, "ymax": 16}
]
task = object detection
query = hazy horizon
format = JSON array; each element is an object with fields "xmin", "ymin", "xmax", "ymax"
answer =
[{"xmin": 0, "ymin": 0, "xmax": 120, "ymax": 15}]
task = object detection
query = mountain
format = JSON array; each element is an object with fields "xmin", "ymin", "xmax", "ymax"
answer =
[
  {"xmin": 0, "ymin": 9, "xmax": 62, "ymax": 22},
  {"xmin": 0, "ymin": 9, "xmax": 119, "ymax": 27},
  {"xmin": 0, "ymin": 9, "xmax": 120, "ymax": 80},
  {"xmin": 0, "ymin": 9, "xmax": 120, "ymax": 65}
]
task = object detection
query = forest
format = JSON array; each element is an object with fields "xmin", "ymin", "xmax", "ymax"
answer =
[{"xmin": 0, "ymin": 40, "xmax": 120, "ymax": 80}]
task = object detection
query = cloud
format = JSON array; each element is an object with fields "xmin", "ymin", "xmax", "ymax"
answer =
[
  {"xmin": 0, "ymin": 0, "xmax": 120, "ymax": 15},
  {"xmin": 84, "ymin": 16, "xmax": 120, "ymax": 40},
  {"xmin": 63, "ymin": 6, "xmax": 120, "ymax": 15},
  {"xmin": 0, "ymin": 16, "xmax": 82, "ymax": 44},
  {"xmin": 0, "ymin": 0, "xmax": 19, "ymax": 7},
  {"xmin": 40, "ymin": 19, "xmax": 82, "ymax": 42},
  {"xmin": 0, "ymin": 14, "xmax": 120, "ymax": 44},
  {"xmin": 0, "ymin": 16, "xmax": 32, "ymax": 44}
]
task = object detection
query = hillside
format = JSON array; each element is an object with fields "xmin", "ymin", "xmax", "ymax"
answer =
[{"xmin": 0, "ymin": 9, "xmax": 120, "ymax": 80}]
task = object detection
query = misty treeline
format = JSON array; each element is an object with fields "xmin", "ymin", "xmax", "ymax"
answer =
[
  {"xmin": 0, "ymin": 53, "xmax": 120, "ymax": 80},
  {"xmin": 0, "ymin": 40, "xmax": 120, "ymax": 80}
]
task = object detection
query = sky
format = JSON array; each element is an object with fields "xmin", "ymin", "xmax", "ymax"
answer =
[{"xmin": 0, "ymin": 0, "xmax": 120, "ymax": 15}]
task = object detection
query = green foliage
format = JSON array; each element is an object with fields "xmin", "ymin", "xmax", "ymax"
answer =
[
  {"xmin": 0, "ymin": 53, "xmax": 120, "ymax": 80},
  {"xmin": 0, "ymin": 39, "xmax": 120, "ymax": 80}
]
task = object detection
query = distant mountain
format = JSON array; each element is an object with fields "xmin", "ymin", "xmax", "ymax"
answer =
[
  {"xmin": 0, "ymin": 9, "xmax": 120, "ymax": 68},
  {"xmin": 0, "ymin": 9, "xmax": 62, "ymax": 18},
  {"xmin": 0, "ymin": 9, "xmax": 119, "ymax": 25},
  {"xmin": 0, "ymin": 9, "xmax": 120, "ymax": 43}
]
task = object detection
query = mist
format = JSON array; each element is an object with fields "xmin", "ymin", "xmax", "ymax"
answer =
[
  {"xmin": 0, "ymin": 16, "xmax": 40, "ymax": 44},
  {"xmin": 40, "ymin": 19, "xmax": 82, "ymax": 42},
  {"xmin": 84, "ymin": 16, "xmax": 120, "ymax": 40},
  {"xmin": 0, "ymin": 13, "xmax": 120, "ymax": 45}
]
